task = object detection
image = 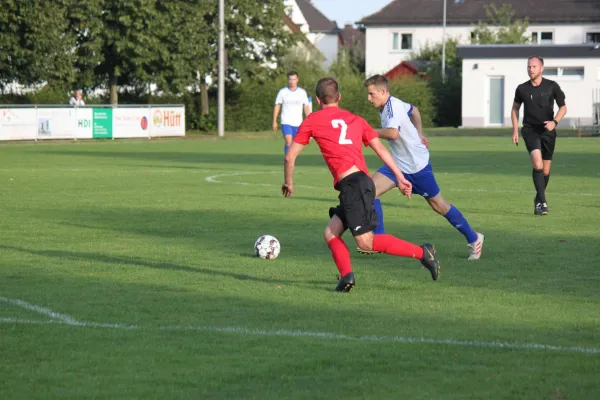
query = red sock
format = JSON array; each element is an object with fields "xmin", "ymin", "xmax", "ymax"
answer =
[
  {"xmin": 327, "ymin": 237, "xmax": 352, "ymax": 277},
  {"xmin": 373, "ymin": 234, "xmax": 424, "ymax": 259}
]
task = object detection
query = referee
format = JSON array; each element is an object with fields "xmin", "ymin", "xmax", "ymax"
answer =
[{"xmin": 511, "ymin": 55, "xmax": 567, "ymax": 216}]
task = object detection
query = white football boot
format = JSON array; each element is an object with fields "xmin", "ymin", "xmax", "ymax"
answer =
[{"xmin": 467, "ymin": 232, "xmax": 485, "ymax": 260}]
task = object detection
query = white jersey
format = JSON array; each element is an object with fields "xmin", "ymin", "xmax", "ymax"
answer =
[
  {"xmin": 69, "ymin": 97, "xmax": 85, "ymax": 106},
  {"xmin": 275, "ymin": 87, "xmax": 309, "ymax": 127},
  {"xmin": 380, "ymin": 96, "xmax": 429, "ymax": 174}
]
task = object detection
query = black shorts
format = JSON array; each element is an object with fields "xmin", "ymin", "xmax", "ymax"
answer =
[
  {"xmin": 328, "ymin": 171, "xmax": 377, "ymax": 237},
  {"xmin": 521, "ymin": 126, "xmax": 557, "ymax": 160}
]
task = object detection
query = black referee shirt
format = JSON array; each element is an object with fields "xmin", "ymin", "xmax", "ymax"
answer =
[{"xmin": 514, "ymin": 78, "xmax": 566, "ymax": 129}]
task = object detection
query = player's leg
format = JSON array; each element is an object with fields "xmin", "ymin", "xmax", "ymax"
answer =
[
  {"xmin": 522, "ymin": 127, "xmax": 545, "ymax": 214},
  {"xmin": 324, "ymin": 210, "xmax": 354, "ymax": 292},
  {"xmin": 372, "ymin": 167, "xmax": 398, "ymax": 234},
  {"xmin": 412, "ymin": 162, "xmax": 483, "ymax": 259},
  {"xmin": 538, "ymin": 130, "xmax": 557, "ymax": 215},
  {"xmin": 355, "ymin": 168, "xmax": 397, "ymax": 255},
  {"xmin": 281, "ymin": 125, "xmax": 294, "ymax": 155},
  {"xmin": 345, "ymin": 172, "xmax": 440, "ymax": 280},
  {"xmin": 426, "ymin": 193, "xmax": 484, "ymax": 260}
]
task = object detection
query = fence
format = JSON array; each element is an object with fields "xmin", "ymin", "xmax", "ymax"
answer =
[{"xmin": 0, "ymin": 104, "xmax": 185, "ymax": 141}]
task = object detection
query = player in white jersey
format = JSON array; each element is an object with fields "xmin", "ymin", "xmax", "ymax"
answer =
[
  {"xmin": 272, "ymin": 71, "xmax": 311, "ymax": 155},
  {"xmin": 361, "ymin": 75, "xmax": 484, "ymax": 260}
]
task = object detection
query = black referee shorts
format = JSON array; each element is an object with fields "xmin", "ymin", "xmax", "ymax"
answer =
[
  {"xmin": 328, "ymin": 171, "xmax": 378, "ymax": 237},
  {"xmin": 521, "ymin": 126, "xmax": 557, "ymax": 160}
]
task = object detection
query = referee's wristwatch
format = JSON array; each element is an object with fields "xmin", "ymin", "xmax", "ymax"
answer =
[{"xmin": 552, "ymin": 119, "xmax": 558, "ymax": 126}]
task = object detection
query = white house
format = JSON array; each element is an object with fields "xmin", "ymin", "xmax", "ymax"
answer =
[
  {"xmin": 456, "ymin": 44, "xmax": 600, "ymax": 128},
  {"xmin": 284, "ymin": 0, "xmax": 342, "ymax": 69},
  {"xmin": 358, "ymin": 0, "xmax": 600, "ymax": 77}
]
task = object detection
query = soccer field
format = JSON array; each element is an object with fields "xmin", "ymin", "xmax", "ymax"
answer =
[{"xmin": 1, "ymin": 136, "xmax": 599, "ymax": 399}]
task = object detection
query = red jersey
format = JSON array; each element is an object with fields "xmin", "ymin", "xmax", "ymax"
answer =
[{"xmin": 294, "ymin": 106, "xmax": 378, "ymax": 187}]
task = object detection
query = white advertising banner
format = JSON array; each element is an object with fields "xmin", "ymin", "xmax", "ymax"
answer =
[
  {"xmin": 149, "ymin": 106, "xmax": 185, "ymax": 137},
  {"xmin": 75, "ymin": 108, "xmax": 94, "ymax": 139},
  {"xmin": 0, "ymin": 108, "xmax": 37, "ymax": 141},
  {"xmin": 0, "ymin": 106, "xmax": 185, "ymax": 141},
  {"xmin": 36, "ymin": 108, "xmax": 77, "ymax": 139},
  {"xmin": 112, "ymin": 107, "xmax": 150, "ymax": 138}
]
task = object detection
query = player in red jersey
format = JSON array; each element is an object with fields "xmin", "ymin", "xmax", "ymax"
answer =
[{"xmin": 281, "ymin": 77, "xmax": 440, "ymax": 292}]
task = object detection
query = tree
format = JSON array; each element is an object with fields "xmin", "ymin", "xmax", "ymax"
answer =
[
  {"xmin": 0, "ymin": 0, "xmax": 77, "ymax": 90},
  {"xmin": 1, "ymin": 0, "xmax": 293, "ymax": 107},
  {"xmin": 471, "ymin": 3, "xmax": 529, "ymax": 45}
]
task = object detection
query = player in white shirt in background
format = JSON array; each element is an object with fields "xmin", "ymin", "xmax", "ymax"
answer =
[
  {"xmin": 362, "ymin": 75, "xmax": 485, "ymax": 260},
  {"xmin": 69, "ymin": 90, "xmax": 85, "ymax": 106},
  {"xmin": 272, "ymin": 71, "xmax": 311, "ymax": 155}
]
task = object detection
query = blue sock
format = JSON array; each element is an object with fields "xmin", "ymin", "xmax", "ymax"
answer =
[
  {"xmin": 373, "ymin": 198, "xmax": 385, "ymax": 234},
  {"xmin": 444, "ymin": 205, "xmax": 478, "ymax": 243},
  {"xmin": 284, "ymin": 145, "xmax": 289, "ymax": 155}
]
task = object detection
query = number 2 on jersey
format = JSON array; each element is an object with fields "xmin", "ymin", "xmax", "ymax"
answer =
[{"xmin": 332, "ymin": 119, "xmax": 353, "ymax": 145}]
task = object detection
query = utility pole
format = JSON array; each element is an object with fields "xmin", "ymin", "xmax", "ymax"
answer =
[
  {"xmin": 442, "ymin": 0, "xmax": 447, "ymax": 83},
  {"xmin": 218, "ymin": 0, "xmax": 225, "ymax": 137}
]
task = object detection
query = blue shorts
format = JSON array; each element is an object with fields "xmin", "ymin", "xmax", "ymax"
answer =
[
  {"xmin": 376, "ymin": 162, "xmax": 440, "ymax": 199},
  {"xmin": 281, "ymin": 124, "xmax": 299, "ymax": 137}
]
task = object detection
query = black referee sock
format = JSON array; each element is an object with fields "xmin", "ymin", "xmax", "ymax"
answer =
[
  {"xmin": 535, "ymin": 174, "xmax": 551, "ymax": 203},
  {"xmin": 532, "ymin": 169, "xmax": 546, "ymax": 204}
]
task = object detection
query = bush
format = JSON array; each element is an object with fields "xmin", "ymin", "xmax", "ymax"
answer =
[
  {"xmin": 223, "ymin": 55, "xmax": 436, "ymax": 132},
  {"xmin": 0, "ymin": 55, "xmax": 437, "ymax": 132}
]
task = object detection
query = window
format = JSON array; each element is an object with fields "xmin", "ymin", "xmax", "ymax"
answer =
[
  {"xmin": 562, "ymin": 67, "xmax": 584, "ymax": 76},
  {"xmin": 401, "ymin": 34, "xmax": 412, "ymax": 50},
  {"xmin": 540, "ymin": 32, "xmax": 553, "ymax": 44},
  {"xmin": 587, "ymin": 32, "xmax": 600, "ymax": 43},
  {"xmin": 392, "ymin": 33, "xmax": 412, "ymax": 50},
  {"xmin": 544, "ymin": 67, "xmax": 584, "ymax": 79},
  {"xmin": 531, "ymin": 31, "xmax": 553, "ymax": 44},
  {"xmin": 392, "ymin": 33, "xmax": 399, "ymax": 50}
]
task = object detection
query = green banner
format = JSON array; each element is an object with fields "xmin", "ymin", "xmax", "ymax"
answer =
[{"xmin": 92, "ymin": 108, "xmax": 113, "ymax": 139}]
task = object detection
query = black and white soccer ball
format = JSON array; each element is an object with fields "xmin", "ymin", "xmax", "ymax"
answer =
[{"xmin": 254, "ymin": 234, "xmax": 281, "ymax": 260}]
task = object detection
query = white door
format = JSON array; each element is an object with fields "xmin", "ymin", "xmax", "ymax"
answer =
[{"xmin": 488, "ymin": 77, "xmax": 505, "ymax": 126}]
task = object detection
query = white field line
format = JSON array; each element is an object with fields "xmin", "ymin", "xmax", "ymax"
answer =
[
  {"xmin": 205, "ymin": 171, "xmax": 600, "ymax": 197},
  {"xmin": 1, "ymin": 297, "xmax": 598, "ymax": 355}
]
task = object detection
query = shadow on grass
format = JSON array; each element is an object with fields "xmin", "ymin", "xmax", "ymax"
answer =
[
  {"xmin": 0, "ymin": 245, "xmax": 334, "ymax": 290},
  {"xmin": 38, "ymin": 147, "xmax": 600, "ymax": 177},
  {"xmin": 20, "ymin": 205, "xmax": 600, "ymax": 299}
]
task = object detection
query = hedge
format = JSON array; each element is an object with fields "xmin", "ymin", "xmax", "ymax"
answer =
[{"xmin": 0, "ymin": 72, "xmax": 437, "ymax": 133}]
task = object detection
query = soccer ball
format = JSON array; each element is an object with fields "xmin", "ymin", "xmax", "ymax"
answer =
[{"xmin": 254, "ymin": 235, "xmax": 281, "ymax": 260}]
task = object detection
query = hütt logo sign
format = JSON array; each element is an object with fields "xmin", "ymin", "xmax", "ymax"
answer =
[{"xmin": 153, "ymin": 109, "xmax": 182, "ymax": 128}]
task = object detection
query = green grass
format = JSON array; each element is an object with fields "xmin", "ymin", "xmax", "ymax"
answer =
[
  {"xmin": 187, "ymin": 126, "xmax": 580, "ymax": 139},
  {"xmin": 1, "ymin": 136, "xmax": 599, "ymax": 399}
]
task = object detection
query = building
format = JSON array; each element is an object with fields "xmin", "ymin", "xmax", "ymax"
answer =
[
  {"xmin": 359, "ymin": 0, "xmax": 600, "ymax": 77},
  {"xmin": 384, "ymin": 60, "xmax": 433, "ymax": 80},
  {"xmin": 456, "ymin": 44, "xmax": 600, "ymax": 128},
  {"xmin": 284, "ymin": 0, "xmax": 342, "ymax": 69}
]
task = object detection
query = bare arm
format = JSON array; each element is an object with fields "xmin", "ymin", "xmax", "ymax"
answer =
[
  {"xmin": 375, "ymin": 128, "xmax": 399, "ymax": 140},
  {"xmin": 554, "ymin": 105, "xmax": 567, "ymax": 123},
  {"xmin": 409, "ymin": 106, "xmax": 429, "ymax": 147},
  {"xmin": 511, "ymin": 102, "xmax": 521, "ymax": 132},
  {"xmin": 303, "ymin": 104, "xmax": 311, "ymax": 117},
  {"xmin": 282, "ymin": 142, "xmax": 305, "ymax": 197},
  {"xmin": 511, "ymin": 102, "xmax": 521, "ymax": 144},
  {"xmin": 272, "ymin": 104, "xmax": 281, "ymax": 131},
  {"xmin": 409, "ymin": 106, "xmax": 423, "ymax": 136}
]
